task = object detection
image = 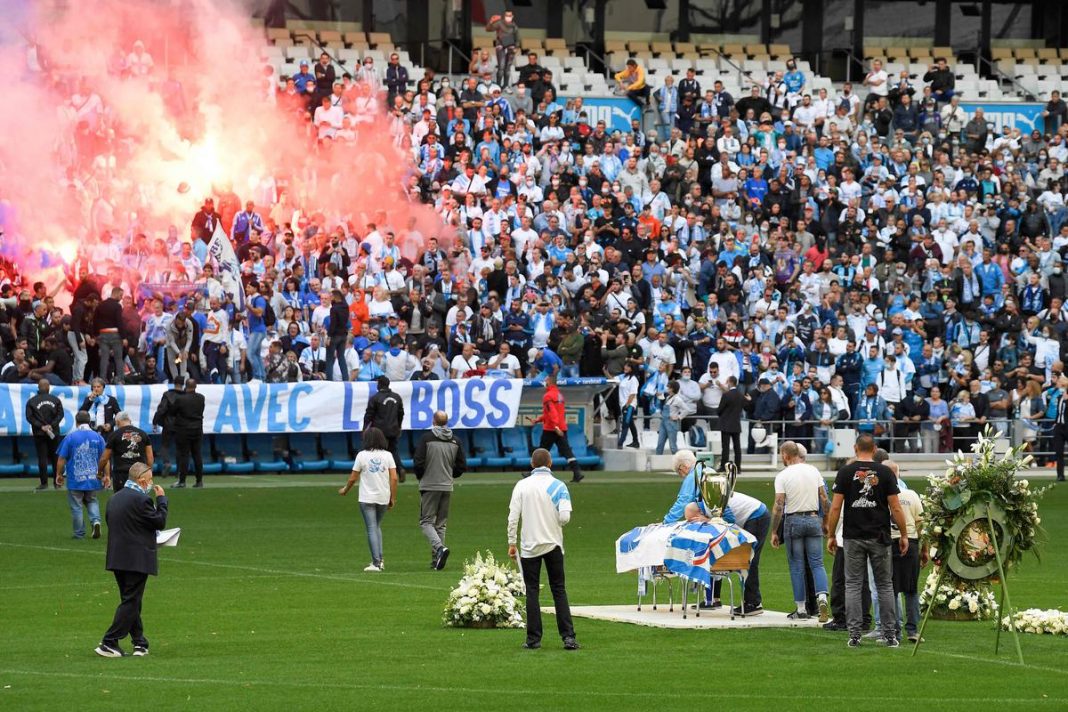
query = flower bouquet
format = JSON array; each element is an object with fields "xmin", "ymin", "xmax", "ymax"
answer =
[
  {"xmin": 920, "ymin": 567, "xmax": 999, "ymax": 621},
  {"xmin": 442, "ymin": 551, "xmax": 526, "ymax": 629},
  {"xmin": 919, "ymin": 428, "xmax": 1050, "ymax": 621},
  {"xmin": 1001, "ymin": 609, "xmax": 1068, "ymax": 636}
]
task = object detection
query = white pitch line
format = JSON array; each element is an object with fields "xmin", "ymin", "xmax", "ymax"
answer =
[
  {"xmin": 0, "ymin": 542, "xmax": 442, "ymax": 591},
  {"xmin": 0, "ymin": 668, "xmax": 1061, "ymax": 704},
  {"xmin": 779, "ymin": 626, "xmax": 1068, "ymax": 676},
  {"xmin": 0, "ymin": 573, "xmax": 289, "ymax": 592}
]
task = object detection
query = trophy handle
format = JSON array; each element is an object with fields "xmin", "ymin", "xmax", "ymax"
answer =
[{"xmin": 722, "ymin": 460, "xmax": 738, "ymax": 510}]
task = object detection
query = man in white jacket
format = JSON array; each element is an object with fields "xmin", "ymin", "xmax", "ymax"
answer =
[{"xmin": 508, "ymin": 448, "xmax": 579, "ymax": 651}]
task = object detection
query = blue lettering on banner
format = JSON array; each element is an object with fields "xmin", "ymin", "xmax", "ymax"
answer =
[
  {"xmin": 960, "ymin": 102, "xmax": 1045, "ymax": 133},
  {"xmin": 460, "ymin": 379, "xmax": 486, "ymax": 427},
  {"xmin": 267, "ymin": 384, "xmax": 287, "ymax": 432},
  {"xmin": 409, "ymin": 381, "xmax": 434, "ymax": 429},
  {"xmin": 0, "ymin": 380, "xmax": 524, "ymax": 435},
  {"xmin": 342, "ymin": 382, "xmax": 362, "ymax": 431},
  {"xmin": 243, "ymin": 384, "xmax": 268, "ymax": 431},
  {"xmin": 486, "ymin": 379, "xmax": 510, "ymax": 427},
  {"xmin": 136, "ymin": 386, "xmax": 154, "ymax": 432},
  {"xmin": 289, "ymin": 383, "xmax": 312, "ymax": 431},
  {"xmin": 214, "ymin": 387, "xmax": 241, "ymax": 433},
  {"xmin": 0, "ymin": 387, "xmax": 15, "ymax": 433},
  {"xmin": 564, "ymin": 96, "xmax": 641, "ymax": 133},
  {"xmin": 437, "ymin": 380, "xmax": 461, "ymax": 425}
]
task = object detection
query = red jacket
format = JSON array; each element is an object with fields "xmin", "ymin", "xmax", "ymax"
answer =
[{"xmin": 536, "ymin": 383, "xmax": 567, "ymax": 432}]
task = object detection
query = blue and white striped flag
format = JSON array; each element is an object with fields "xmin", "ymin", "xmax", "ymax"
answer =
[{"xmin": 206, "ymin": 223, "xmax": 245, "ymax": 311}]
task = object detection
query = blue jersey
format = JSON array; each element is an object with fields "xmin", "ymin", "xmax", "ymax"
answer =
[{"xmin": 58, "ymin": 426, "xmax": 106, "ymax": 491}]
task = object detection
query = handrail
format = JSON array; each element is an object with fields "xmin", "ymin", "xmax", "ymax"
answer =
[
  {"xmin": 704, "ymin": 46, "xmax": 756, "ymax": 90},
  {"xmin": 976, "ymin": 54, "xmax": 1037, "ymax": 101},
  {"xmin": 444, "ymin": 38, "xmax": 472, "ymax": 77},
  {"xmin": 291, "ymin": 31, "xmax": 349, "ymax": 74},
  {"xmin": 839, "ymin": 47, "xmax": 866, "ymax": 84},
  {"xmin": 574, "ymin": 41, "xmax": 608, "ymax": 77}
]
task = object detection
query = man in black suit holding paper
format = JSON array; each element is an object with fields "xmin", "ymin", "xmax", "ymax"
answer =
[{"xmin": 95, "ymin": 462, "xmax": 168, "ymax": 658}]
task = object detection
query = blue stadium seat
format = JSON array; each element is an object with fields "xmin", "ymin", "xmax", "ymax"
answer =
[
  {"xmin": 452, "ymin": 430, "xmax": 482, "ymax": 468},
  {"xmin": 501, "ymin": 427, "xmax": 533, "ymax": 468},
  {"xmin": 1, "ymin": 437, "xmax": 28, "ymax": 475},
  {"xmin": 321, "ymin": 432, "xmax": 354, "ymax": 470},
  {"xmin": 201, "ymin": 435, "xmax": 224, "ymax": 474},
  {"xmin": 470, "ymin": 430, "xmax": 510, "ymax": 469},
  {"xmin": 398, "ymin": 432, "xmax": 415, "ymax": 471},
  {"xmin": 288, "ymin": 433, "xmax": 330, "ymax": 472},
  {"xmin": 567, "ymin": 429, "xmax": 603, "ymax": 468},
  {"xmin": 246, "ymin": 434, "xmax": 290, "ymax": 472},
  {"xmin": 216, "ymin": 434, "xmax": 256, "ymax": 473},
  {"xmin": 529, "ymin": 425, "xmax": 568, "ymax": 469}
]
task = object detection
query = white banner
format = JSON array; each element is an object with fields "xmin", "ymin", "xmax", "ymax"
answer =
[{"xmin": 0, "ymin": 379, "xmax": 524, "ymax": 436}]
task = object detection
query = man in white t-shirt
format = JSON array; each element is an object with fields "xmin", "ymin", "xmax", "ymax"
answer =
[
  {"xmin": 487, "ymin": 342, "xmax": 521, "ymax": 377},
  {"xmin": 507, "ymin": 448, "xmax": 578, "ymax": 650},
  {"xmin": 313, "ymin": 96, "xmax": 343, "ymax": 140},
  {"xmin": 698, "ymin": 361, "xmax": 726, "ymax": 416},
  {"xmin": 769, "ymin": 441, "xmax": 830, "ymax": 621},
  {"xmin": 449, "ymin": 343, "xmax": 481, "ymax": 378},
  {"xmin": 863, "ymin": 59, "xmax": 888, "ymax": 107}
]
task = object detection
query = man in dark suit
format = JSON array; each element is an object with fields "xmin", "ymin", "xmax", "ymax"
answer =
[
  {"xmin": 25, "ymin": 379, "xmax": 63, "ymax": 491},
  {"xmin": 172, "ymin": 379, "xmax": 206, "ymax": 488},
  {"xmin": 1053, "ymin": 374, "xmax": 1068, "ymax": 482},
  {"xmin": 364, "ymin": 376, "xmax": 406, "ymax": 482},
  {"xmin": 717, "ymin": 375, "xmax": 749, "ymax": 473},
  {"xmin": 95, "ymin": 462, "xmax": 167, "ymax": 658},
  {"xmin": 152, "ymin": 383, "xmax": 182, "ymax": 478}
]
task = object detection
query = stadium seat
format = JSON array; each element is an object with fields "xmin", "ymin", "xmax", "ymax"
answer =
[
  {"xmin": 529, "ymin": 425, "xmax": 568, "ymax": 469},
  {"xmin": 1, "ymin": 437, "xmax": 27, "ymax": 475},
  {"xmin": 501, "ymin": 426, "xmax": 533, "ymax": 468},
  {"xmin": 200, "ymin": 435, "xmax": 223, "ymax": 474},
  {"xmin": 244, "ymin": 435, "xmax": 288, "ymax": 473},
  {"xmin": 566, "ymin": 429, "xmax": 602, "ymax": 468},
  {"xmin": 471, "ymin": 430, "xmax": 511, "ymax": 469},
  {"xmin": 398, "ymin": 431, "xmax": 415, "ymax": 471},
  {"xmin": 217, "ymin": 434, "xmax": 256, "ymax": 473},
  {"xmin": 288, "ymin": 433, "xmax": 330, "ymax": 472},
  {"xmin": 321, "ymin": 432, "xmax": 354, "ymax": 470}
]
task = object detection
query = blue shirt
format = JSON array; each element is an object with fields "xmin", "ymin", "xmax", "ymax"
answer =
[
  {"xmin": 248, "ymin": 295, "xmax": 268, "ymax": 333},
  {"xmin": 58, "ymin": 426, "xmax": 106, "ymax": 491},
  {"xmin": 664, "ymin": 468, "xmax": 736, "ymax": 524},
  {"xmin": 534, "ymin": 349, "xmax": 564, "ymax": 374}
]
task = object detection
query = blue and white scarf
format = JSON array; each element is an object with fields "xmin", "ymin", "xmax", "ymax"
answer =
[{"xmin": 124, "ymin": 479, "xmax": 147, "ymax": 494}]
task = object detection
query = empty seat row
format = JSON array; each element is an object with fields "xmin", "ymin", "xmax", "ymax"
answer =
[{"xmin": 0, "ymin": 429, "xmax": 602, "ymax": 477}]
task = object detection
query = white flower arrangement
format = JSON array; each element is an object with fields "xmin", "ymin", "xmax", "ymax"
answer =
[
  {"xmin": 442, "ymin": 551, "xmax": 526, "ymax": 629},
  {"xmin": 920, "ymin": 566, "xmax": 999, "ymax": 620},
  {"xmin": 1001, "ymin": 609, "xmax": 1068, "ymax": 636}
]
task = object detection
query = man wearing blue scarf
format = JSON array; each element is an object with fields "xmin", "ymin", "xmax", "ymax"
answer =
[
  {"xmin": 95, "ymin": 462, "xmax": 168, "ymax": 658},
  {"xmin": 55, "ymin": 411, "xmax": 107, "ymax": 539}
]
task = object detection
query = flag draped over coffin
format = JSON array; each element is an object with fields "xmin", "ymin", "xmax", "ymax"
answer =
[{"xmin": 616, "ymin": 521, "xmax": 757, "ymax": 587}]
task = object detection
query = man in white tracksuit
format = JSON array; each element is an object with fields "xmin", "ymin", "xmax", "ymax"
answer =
[{"xmin": 507, "ymin": 448, "xmax": 579, "ymax": 651}]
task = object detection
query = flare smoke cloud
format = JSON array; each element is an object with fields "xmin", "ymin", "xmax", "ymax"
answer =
[{"xmin": 0, "ymin": 0, "xmax": 436, "ymax": 286}]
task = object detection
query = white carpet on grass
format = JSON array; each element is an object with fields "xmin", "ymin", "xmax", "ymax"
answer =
[{"xmin": 544, "ymin": 604, "xmax": 824, "ymax": 630}]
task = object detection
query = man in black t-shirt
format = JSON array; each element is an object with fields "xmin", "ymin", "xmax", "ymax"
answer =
[
  {"xmin": 99, "ymin": 412, "xmax": 154, "ymax": 492},
  {"xmin": 825, "ymin": 434, "xmax": 908, "ymax": 648}
]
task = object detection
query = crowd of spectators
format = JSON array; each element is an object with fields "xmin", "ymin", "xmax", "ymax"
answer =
[{"xmin": 5, "ymin": 37, "xmax": 1068, "ymax": 458}]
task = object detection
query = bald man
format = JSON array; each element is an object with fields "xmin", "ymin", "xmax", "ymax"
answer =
[{"xmin": 413, "ymin": 410, "xmax": 468, "ymax": 570}]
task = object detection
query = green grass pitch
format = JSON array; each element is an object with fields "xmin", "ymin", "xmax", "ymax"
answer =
[{"xmin": 1, "ymin": 473, "xmax": 1066, "ymax": 711}]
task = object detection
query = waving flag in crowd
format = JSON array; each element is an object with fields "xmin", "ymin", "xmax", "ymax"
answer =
[{"xmin": 207, "ymin": 223, "xmax": 245, "ymax": 311}]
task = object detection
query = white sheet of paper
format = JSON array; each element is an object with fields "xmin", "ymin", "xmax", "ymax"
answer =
[{"xmin": 156, "ymin": 528, "xmax": 181, "ymax": 547}]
